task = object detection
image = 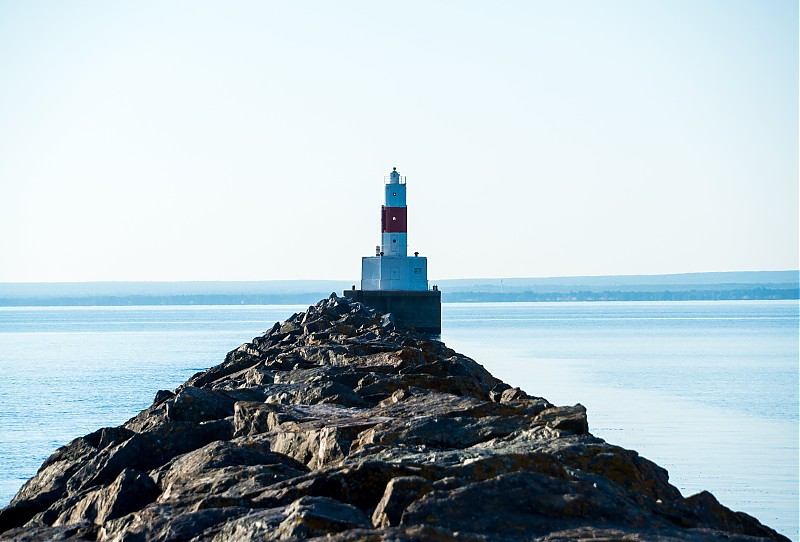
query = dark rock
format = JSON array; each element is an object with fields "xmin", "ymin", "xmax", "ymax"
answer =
[
  {"xmin": 372, "ymin": 476, "xmax": 432, "ymax": 527},
  {"xmin": 188, "ymin": 344, "xmax": 263, "ymax": 388},
  {"xmin": 354, "ymin": 413, "xmax": 531, "ymax": 452},
  {"xmin": 401, "ymin": 471, "xmax": 652, "ymax": 536},
  {"xmin": 152, "ymin": 389, "xmax": 174, "ymax": 406},
  {"xmin": 0, "ymin": 522, "xmax": 97, "ymax": 541},
  {"xmin": 52, "ymin": 469, "xmax": 158, "ymax": 526},
  {"xmin": 684, "ymin": 491, "xmax": 787, "ymax": 540},
  {"xmin": 534, "ymin": 404, "xmax": 589, "ymax": 435},
  {"xmin": 316, "ymin": 524, "xmax": 480, "ymax": 541},
  {"xmin": 555, "ymin": 440, "xmax": 683, "ymax": 504},
  {"xmin": 152, "ymin": 439, "xmax": 309, "ymax": 507},
  {"xmin": 212, "ymin": 507, "xmax": 287, "ymax": 542},
  {"xmin": 276, "ymin": 496, "xmax": 370, "ymax": 538},
  {"xmin": 233, "ymin": 400, "xmax": 276, "ymax": 436},
  {"xmin": 261, "ymin": 381, "xmax": 367, "ymax": 408},
  {"xmin": 489, "ymin": 382, "xmax": 512, "ymax": 402},
  {"xmin": 65, "ymin": 418, "xmax": 233, "ymax": 494},
  {"xmin": 1, "ymin": 295, "xmax": 789, "ymax": 542},
  {"xmin": 450, "ymin": 452, "xmax": 569, "ymax": 483},
  {"xmin": 0, "ymin": 427, "xmax": 133, "ymax": 533},
  {"xmin": 97, "ymin": 505, "xmax": 248, "ymax": 542},
  {"xmin": 270, "ymin": 417, "xmax": 380, "ymax": 469},
  {"xmin": 252, "ymin": 460, "xmax": 444, "ymax": 512},
  {"xmin": 500, "ymin": 386, "xmax": 528, "ymax": 403},
  {"xmin": 165, "ymin": 386, "xmax": 237, "ymax": 422}
]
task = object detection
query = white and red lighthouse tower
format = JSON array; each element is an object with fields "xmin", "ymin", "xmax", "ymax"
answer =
[
  {"xmin": 381, "ymin": 167, "xmax": 408, "ymax": 258},
  {"xmin": 345, "ymin": 167, "xmax": 441, "ymax": 333},
  {"xmin": 361, "ymin": 167, "xmax": 428, "ymax": 291}
]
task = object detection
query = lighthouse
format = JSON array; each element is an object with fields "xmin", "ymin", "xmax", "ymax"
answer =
[
  {"xmin": 344, "ymin": 167, "xmax": 441, "ymax": 333},
  {"xmin": 362, "ymin": 167, "xmax": 427, "ymax": 290}
]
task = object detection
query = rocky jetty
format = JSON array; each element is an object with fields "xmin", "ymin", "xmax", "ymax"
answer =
[{"xmin": 0, "ymin": 295, "xmax": 789, "ymax": 541}]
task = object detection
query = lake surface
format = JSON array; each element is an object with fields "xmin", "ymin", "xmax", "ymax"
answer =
[{"xmin": 0, "ymin": 301, "xmax": 797, "ymax": 540}]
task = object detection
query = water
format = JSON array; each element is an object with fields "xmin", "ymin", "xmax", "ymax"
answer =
[
  {"xmin": 0, "ymin": 301, "xmax": 796, "ymax": 539},
  {"xmin": 442, "ymin": 301, "xmax": 798, "ymax": 540}
]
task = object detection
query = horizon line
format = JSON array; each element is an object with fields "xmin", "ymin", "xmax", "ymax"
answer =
[{"xmin": 0, "ymin": 269, "xmax": 798, "ymax": 285}]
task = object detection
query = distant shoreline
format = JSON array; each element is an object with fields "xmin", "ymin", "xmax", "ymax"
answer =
[
  {"xmin": 444, "ymin": 287, "xmax": 798, "ymax": 303},
  {"xmin": 0, "ymin": 288, "xmax": 797, "ymax": 307},
  {"xmin": 0, "ymin": 270, "xmax": 796, "ymax": 306}
]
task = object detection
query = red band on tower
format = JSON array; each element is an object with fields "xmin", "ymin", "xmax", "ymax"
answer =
[{"xmin": 382, "ymin": 207, "xmax": 407, "ymax": 233}]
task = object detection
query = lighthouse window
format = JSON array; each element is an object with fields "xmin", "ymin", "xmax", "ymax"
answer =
[
  {"xmin": 392, "ymin": 217, "xmax": 396, "ymax": 221},
  {"xmin": 392, "ymin": 192, "xmax": 397, "ymax": 196},
  {"xmin": 392, "ymin": 239, "xmax": 397, "ymax": 243}
]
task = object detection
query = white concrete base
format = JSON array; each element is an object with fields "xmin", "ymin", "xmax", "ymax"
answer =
[{"xmin": 361, "ymin": 256, "xmax": 428, "ymax": 291}]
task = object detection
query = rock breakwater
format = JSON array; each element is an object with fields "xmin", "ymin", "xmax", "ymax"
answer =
[{"xmin": 0, "ymin": 295, "xmax": 789, "ymax": 541}]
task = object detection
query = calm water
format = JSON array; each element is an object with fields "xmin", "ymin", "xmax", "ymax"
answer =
[{"xmin": 0, "ymin": 301, "xmax": 797, "ymax": 540}]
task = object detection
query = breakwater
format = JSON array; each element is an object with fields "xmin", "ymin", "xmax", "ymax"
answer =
[{"xmin": 0, "ymin": 295, "xmax": 789, "ymax": 541}]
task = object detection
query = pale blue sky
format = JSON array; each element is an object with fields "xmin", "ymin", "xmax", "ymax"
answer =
[{"xmin": 0, "ymin": 1, "xmax": 797, "ymax": 282}]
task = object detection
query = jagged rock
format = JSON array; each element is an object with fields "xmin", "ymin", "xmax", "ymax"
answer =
[
  {"xmin": 49, "ymin": 469, "xmax": 158, "ymax": 527},
  {"xmin": 211, "ymin": 507, "xmax": 287, "ymax": 542},
  {"xmin": 315, "ymin": 524, "xmax": 480, "ymax": 541},
  {"xmin": 354, "ymin": 412, "xmax": 532, "ymax": 451},
  {"xmin": 251, "ymin": 460, "xmax": 444, "ymax": 512},
  {"xmin": 270, "ymin": 418, "xmax": 380, "ymax": 469},
  {"xmin": 372, "ymin": 476, "xmax": 432, "ymax": 527},
  {"xmin": 219, "ymin": 498, "xmax": 378, "ymax": 542},
  {"xmin": 0, "ymin": 295, "xmax": 789, "ymax": 542},
  {"xmin": 152, "ymin": 439, "xmax": 309, "ymax": 508},
  {"xmin": 165, "ymin": 386, "xmax": 237, "ymax": 423},
  {"xmin": 276, "ymin": 496, "xmax": 370, "ymax": 538},
  {"xmin": 534, "ymin": 404, "xmax": 589, "ymax": 435},
  {"xmin": 65, "ymin": 418, "xmax": 233, "ymax": 494},
  {"xmin": 0, "ymin": 522, "xmax": 97, "ymax": 542},
  {"xmin": 500, "ymin": 386, "xmax": 528, "ymax": 403},
  {"xmin": 233, "ymin": 400, "xmax": 276, "ymax": 436},
  {"xmin": 152, "ymin": 390, "xmax": 174, "ymax": 405},
  {"xmin": 684, "ymin": 491, "xmax": 784, "ymax": 539},
  {"xmin": 401, "ymin": 470, "xmax": 654, "ymax": 536},
  {"xmin": 0, "ymin": 427, "xmax": 134, "ymax": 532},
  {"xmin": 97, "ymin": 505, "xmax": 247, "ymax": 542}
]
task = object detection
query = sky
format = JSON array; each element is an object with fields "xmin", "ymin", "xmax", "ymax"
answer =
[{"xmin": 0, "ymin": 1, "xmax": 797, "ymax": 282}]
